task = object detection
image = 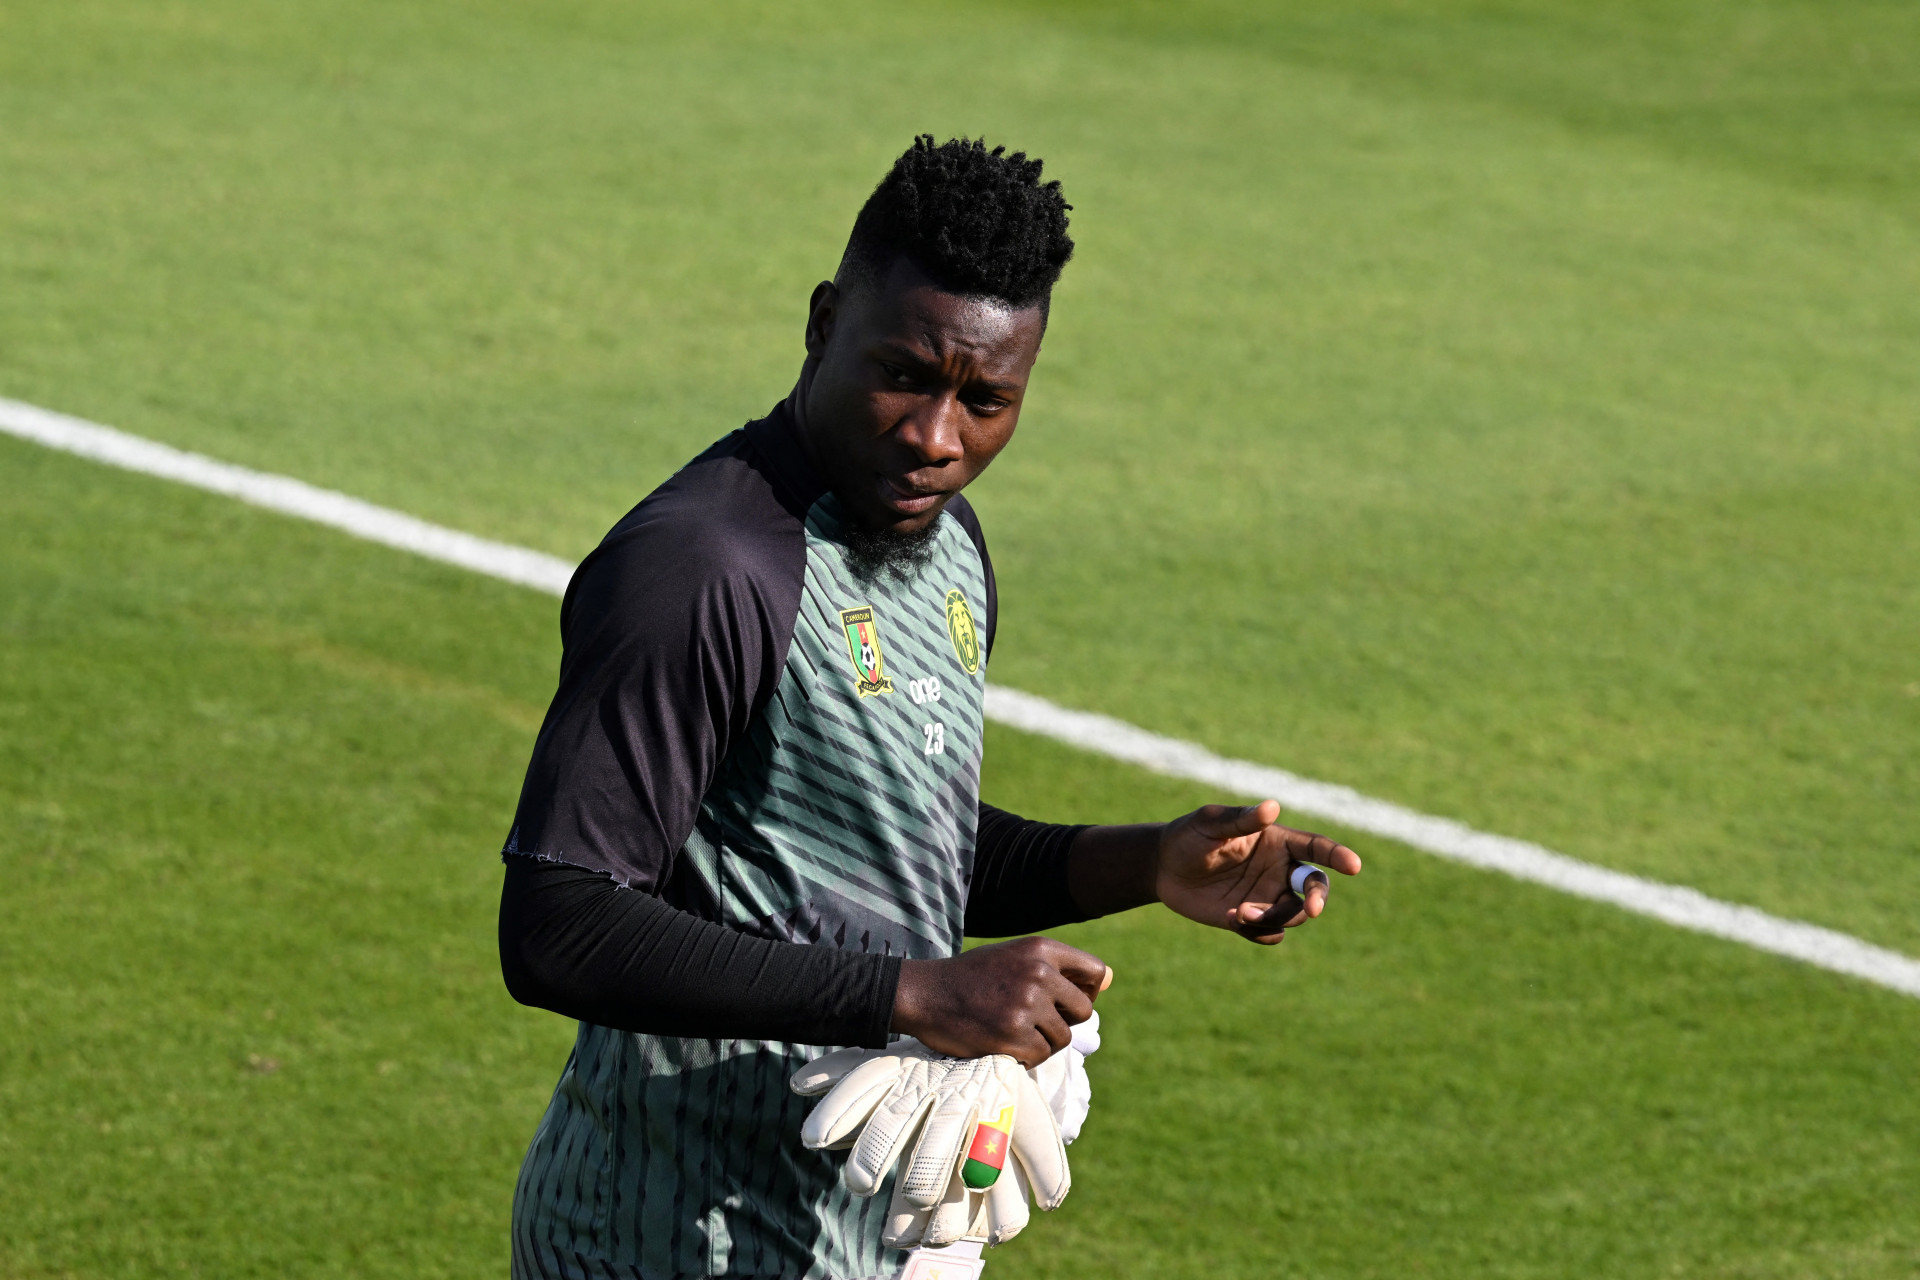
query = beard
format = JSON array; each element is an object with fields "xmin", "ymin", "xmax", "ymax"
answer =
[{"xmin": 843, "ymin": 518, "xmax": 940, "ymax": 585}]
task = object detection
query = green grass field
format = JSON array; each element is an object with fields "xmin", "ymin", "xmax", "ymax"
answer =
[{"xmin": 3, "ymin": 1, "xmax": 1918, "ymax": 1276}]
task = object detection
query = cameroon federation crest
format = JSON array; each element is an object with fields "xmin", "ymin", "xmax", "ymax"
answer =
[
  {"xmin": 945, "ymin": 589, "xmax": 981, "ymax": 675},
  {"xmin": 838, "ymin": 606, "xmax": 894, "ymax": 697}
]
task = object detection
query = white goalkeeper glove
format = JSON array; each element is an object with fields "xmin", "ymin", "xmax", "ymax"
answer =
[
  {"xmin": 790, "ymin": 1010, "xmax": 1100, "ymax": 1250},
  {"xmin": 1030, "ymin": 1010, "xmax": 1098, "ymax": 1145}
]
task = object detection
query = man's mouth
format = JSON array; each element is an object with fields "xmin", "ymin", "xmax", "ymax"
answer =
[{"xmin": 876, "ymin": 475, "xmax": 946, "ymax": 516}]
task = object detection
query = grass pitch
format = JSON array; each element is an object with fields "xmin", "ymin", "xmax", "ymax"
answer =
[{"xmin": 3, "ymin": 1, "xmax": 1918, "ymax": 1276}]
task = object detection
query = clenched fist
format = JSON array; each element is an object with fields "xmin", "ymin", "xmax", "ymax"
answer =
[{"xmin": 892, "ymin": 936, "xmax": 1109, "ymax": 1066}]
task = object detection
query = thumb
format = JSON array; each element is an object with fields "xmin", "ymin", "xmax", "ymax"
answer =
[
  {"xmin": 1188, "ymin": 799, "xmax": 1280, "ymax": 841},
  {"xmin": 1045, "ymin": 943, "xmax": 1110, "ymax": 1002}
]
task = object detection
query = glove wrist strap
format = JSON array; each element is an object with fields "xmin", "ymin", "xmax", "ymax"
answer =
[{"xmin": 901, "ymin": 1239, "xmax": 986, "ymax": 1279}]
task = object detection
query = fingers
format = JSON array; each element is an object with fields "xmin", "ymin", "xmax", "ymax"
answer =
[
  {"xmin": 1215, "ymin": 816, "xmax": 1356, "ymax": 943},
  {"xmin": 1232, "ymin": 861, "xmax": 1334, "ymax": 936},
  {"xmin": 1035, "ymin": 938, "xmax": 1110, "ymax": 1005},
  {"xmin": 790, "ymin": 1045, "xmax": 879, "ymax": 1097},
  {"xmin": 901, "ymin": 1059, "xmax": 992, "ymax": 1207},
  {"xmin": 1237, "ymin": 851, "xmax": 1301, "ymax": 924},
  {"xmin": 845, "ymin": 1061, "xmax": 949, "ymax": 1195},
  {"xmin": 1027, "ymin": 1002, "xmax": 1077, "ymax": 1067},
  {"xmin": 920, "ymin": 1170, "xmax": 975, "ymax": 1248},
  {"xmin": 1227, "ymin": 806, "xmax": 1362, "ymax": 877},
  {"xmin": 1231, "ymin": 861, "xmax": 1336, "ymax": 942},
  {"xmin": 1279, "ymin": 824, "xmax": 1361, "ymax": 877},
  {"xmin": 800, "ymin": 1053, "xmax": 911, "ymax": 1148},
  {"xmin": 1023, "ymin": 941, "xmax": 1099, "ymax": 1064},
  {"xmin": 1046, "ymin": 967, "xmax": 1096, "ymax": 1025},
  {"xmin": 882, "ymin": 1173, "xmax": 932, "ymax": 1249},
  {"xmin": 1229, "ymin": 896, "xmax": 1298, "ymax": 944},
  {"xmin": 1297, "ymin": 867, "xmax": 1332, "ymax": 918},
  {"xmin": 1009, "ymin": 1068, "xmax": 1071, "ymax": 1210},
  {"xmin": 1186, "ymin": 802, "xmax": 1361, "ymax": 879},
  {"xmin": 895, "ymin": 938, "xmax": 1111, "ymax": 1064},
  {"xmin": 1037, "ymin": 1021, "xmax": 1072, "ymax": 1059},
  {"xmin": 984, "ymin": 1157, "xmax": 1031, "ymax": 1244},
  {"xmin": 1187, "ymin": 799, "xmax": 1282, "ymax": 842}
]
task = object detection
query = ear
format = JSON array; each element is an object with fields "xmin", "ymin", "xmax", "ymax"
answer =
[{"xmin": 804, "ymin": 280, "xmax": 840, "ymax": 359}]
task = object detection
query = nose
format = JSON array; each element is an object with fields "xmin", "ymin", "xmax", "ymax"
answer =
[{"xmin": 893, "ymin": 394, "xmax": 969, "ymax": 468}]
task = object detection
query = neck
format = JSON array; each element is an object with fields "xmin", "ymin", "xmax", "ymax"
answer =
[{"xmin": 784, "ymin": 359, "xmax": 822, "ymax": 469}]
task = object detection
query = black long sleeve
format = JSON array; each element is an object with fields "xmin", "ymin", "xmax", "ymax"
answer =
[
  {"xmin": 963, "ymin": 803, "xmax": 1093, "ymax": 938},
  {"xmin": 501, "ymin": 802, "xmax": 1093, "ymax": 1044},
  {"xmin": 499, "ymin": 855, "xmax": 901, "ymax": 1048}
]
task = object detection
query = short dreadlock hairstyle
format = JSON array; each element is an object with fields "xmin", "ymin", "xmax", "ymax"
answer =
[{"xmin": 838, "ymin": 135, "xmax": 1074, "ymax": 311}]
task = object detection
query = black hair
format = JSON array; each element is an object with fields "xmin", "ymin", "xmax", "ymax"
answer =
[{"xmin": 838, "ymin": 135, "xmax": 1074, "ymax": 310}]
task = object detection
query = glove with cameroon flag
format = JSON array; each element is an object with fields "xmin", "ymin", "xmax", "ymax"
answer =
[
  {"xmin": 880, "ymin": 1056, "xmax": 1068, "ymax": 1250},
  {"xmin": 790, "ymin": 1014, "xmax": 1099, "ymax": 1251}
]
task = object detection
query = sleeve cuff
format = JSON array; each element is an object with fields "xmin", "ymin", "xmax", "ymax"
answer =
[{"xmin": 856, "ymin": 954, "xmax": 904, "ymax": 1049}]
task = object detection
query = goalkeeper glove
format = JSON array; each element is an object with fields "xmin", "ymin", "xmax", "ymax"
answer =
[{"xmin": 790, "ymin": 1011, "xmax": 1099, "ymax": 1249}]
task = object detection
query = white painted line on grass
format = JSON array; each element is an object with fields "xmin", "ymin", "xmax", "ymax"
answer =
[
  {"xmin": 8, "ymin": 394, "xmax": 1919, "ymax": 1000},
  {"xmin": 0, "ymin": 398, "xmax": 575, "ymax": 596}
]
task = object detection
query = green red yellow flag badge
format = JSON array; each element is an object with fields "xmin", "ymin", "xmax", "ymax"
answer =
[
  {"xmin": 945, "ymin": 589, "xmax": 980, "ymax": 675},
  {"xmin": 960, "ymin": 1103, "xmax": 1014, "ymax": 1189},
  {"xmin": 839, "ymin": 606, "xmax": 894, "ymax": 697}
]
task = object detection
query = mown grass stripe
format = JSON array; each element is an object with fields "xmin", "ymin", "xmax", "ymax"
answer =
[{"xmin": 8, "ymin": 394, "xmax": 1918, "ymax": 1000}]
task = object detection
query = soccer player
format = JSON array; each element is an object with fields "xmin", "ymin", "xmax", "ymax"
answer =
[{"xmin": 498, "ymin": 135, "xmax": 1361, "ymax": 1280}]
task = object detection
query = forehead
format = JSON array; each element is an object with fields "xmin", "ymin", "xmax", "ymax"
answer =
[{"xmin": 846, "ymin": 257, "xmax": 1046, "ymax": 369}]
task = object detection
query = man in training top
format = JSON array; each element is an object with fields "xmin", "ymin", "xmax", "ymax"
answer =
[{"xmin": 499, "ymin": 135, "xmax": 1362, "ymax": 1280}]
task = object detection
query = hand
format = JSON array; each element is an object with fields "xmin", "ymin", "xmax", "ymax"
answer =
[
  {"xmin": 892, "ymin": 936, "xmax": 1110, "ymax": 1067},
  {"xmin": 1156, "ymin": 799, "xmax": 1362, "ymax": 944}
]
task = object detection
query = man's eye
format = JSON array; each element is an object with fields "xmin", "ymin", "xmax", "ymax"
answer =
[
  {"xmin": 967, "ymin": 397, "xmax": 1010, "ymax": 415},
  {"xmin": 880, "ymin": 363, "xmax": 915, "ymax": 386}
]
